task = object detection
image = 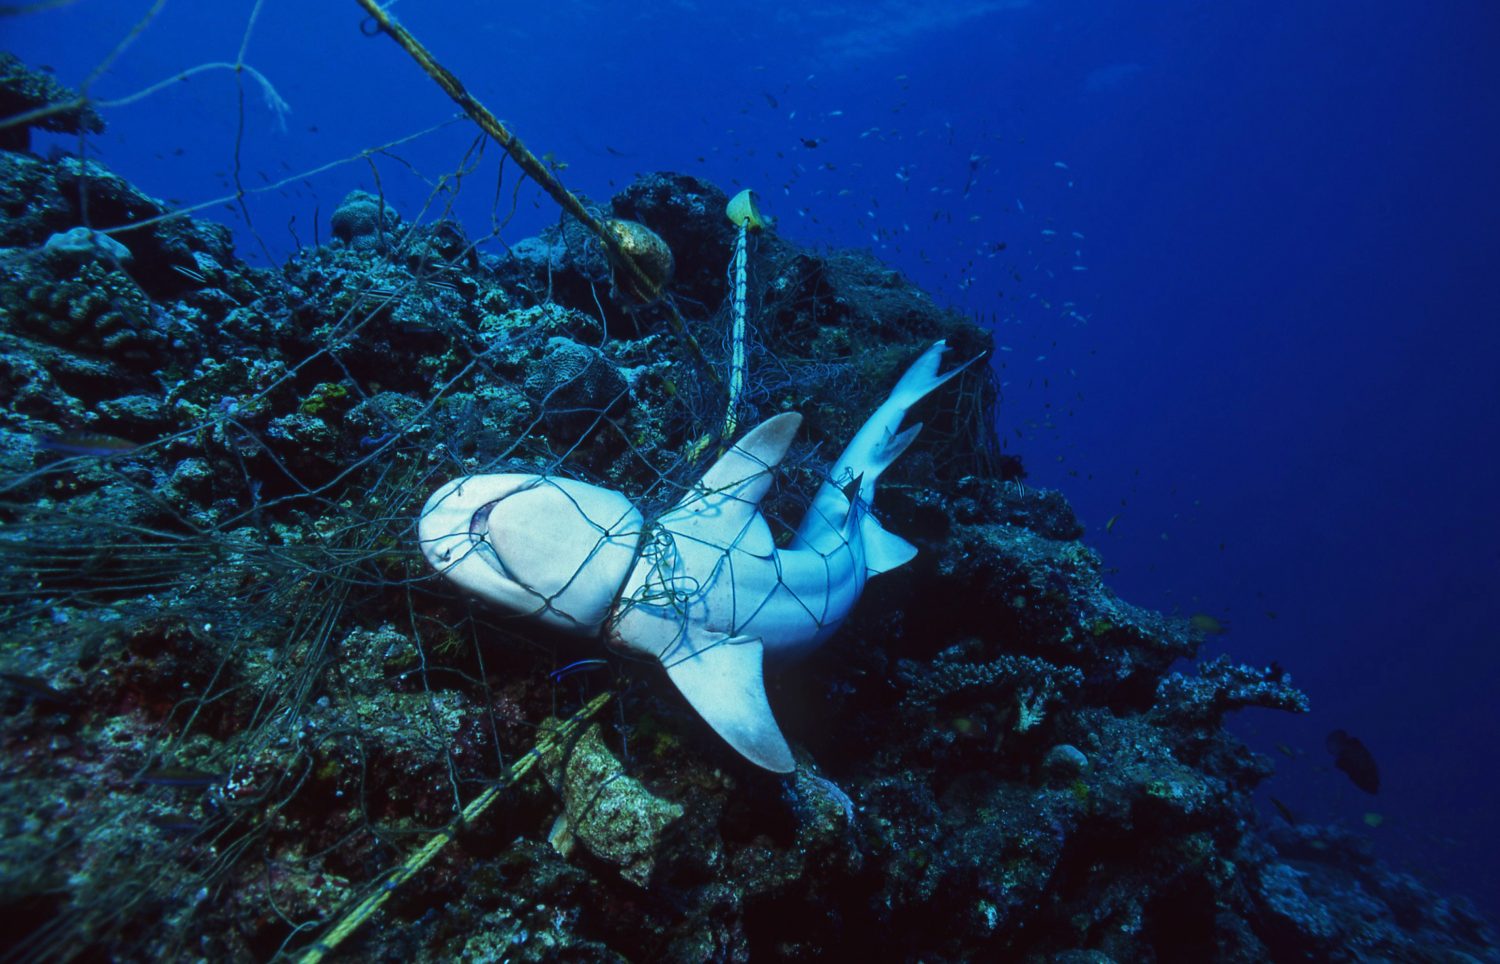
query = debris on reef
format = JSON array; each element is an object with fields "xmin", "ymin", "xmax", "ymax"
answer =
[
  {"xmin": 0, "ymin": 123, "xmax": 1494, "ymax": 962},
  {"xmin": 538, "ymin": 718, "xmax": 683, "ymax": 887}
]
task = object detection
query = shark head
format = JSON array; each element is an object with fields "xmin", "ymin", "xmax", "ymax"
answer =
[{"xmin": 417, "ymin": 474, "xmax": 645, "ymax": 635}]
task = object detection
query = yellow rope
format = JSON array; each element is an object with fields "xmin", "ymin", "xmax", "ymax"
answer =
[
  {"xmin": 724, "ymin": 220, "xmax": 749, "ymax": 438},
  {"xmin": 352, "ymin": 0, "xmax": 722, "ymax": 396},
  {"xmin": 297, "ymin": 690, "xmax": 613, "ymax": 964}
]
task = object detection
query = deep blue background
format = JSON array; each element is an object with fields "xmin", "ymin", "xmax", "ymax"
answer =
[{"xmin": 9, "ymin": 0, "xmax": 1499, "ymax": 917}]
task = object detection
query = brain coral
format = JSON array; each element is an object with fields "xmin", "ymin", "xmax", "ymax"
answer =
[{"xmin": 330, "ymin": 190, "xmax": 401, "ymax": 250}]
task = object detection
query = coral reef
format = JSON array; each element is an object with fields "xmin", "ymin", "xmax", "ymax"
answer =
[
  {"xmin": 0, "ymin": 53, "xmax": 104, "ymax": 152},
  {"xmin": 0, "ymin": 109, "xmax": 1494, "ymax": 963},
  {"xmin": 329, "ymin": 189, "xmax": 401, "ymax": 251}
]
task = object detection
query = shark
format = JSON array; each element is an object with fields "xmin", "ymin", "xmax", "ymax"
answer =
[{"xmin": 417, "ymin": 340, "xmax": 970, "ymax": 772}]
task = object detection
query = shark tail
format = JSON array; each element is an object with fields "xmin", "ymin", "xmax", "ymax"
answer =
[
  {"xmin": 849, "ymin": 340, "xmax": 976, "ymax": 505},
  {"xmin": 887, "ymin": 339, "xmax": 970, "ymax": 413},
  {"xmin": 795, "ymin": 341, "xmax": 977, "ymax": 557}
]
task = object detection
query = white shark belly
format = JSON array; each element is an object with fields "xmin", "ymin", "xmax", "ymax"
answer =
[{"xmin": 739, "ymin": 544, "xmax": 866, "ymax": 659}]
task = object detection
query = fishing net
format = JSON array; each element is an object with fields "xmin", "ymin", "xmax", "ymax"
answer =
[{"xmin": 0, "ymin": 6, "xmax": 1002, "ymax": 960}]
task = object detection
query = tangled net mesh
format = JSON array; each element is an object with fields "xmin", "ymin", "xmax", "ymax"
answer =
[{"xmin": 0, "ymin": 8, "xmax": 1002, "ymax": 962}]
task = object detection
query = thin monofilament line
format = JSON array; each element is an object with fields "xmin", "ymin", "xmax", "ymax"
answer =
[
  {"xmin": 78, "ymin": 0, "xmax": 168, "ymax": 96},
  {"xmin": 234, "ymin": 0, "xmax": 266, "ymax": 64}
]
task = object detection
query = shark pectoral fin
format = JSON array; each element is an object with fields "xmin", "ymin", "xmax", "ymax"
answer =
[
  {"xmin": 861, "ymin": 512, "xmax": 918, "ymax": 575},
  {"xmin": 662, "ymin": 633, "xmax": 795, "ymax": 773}
]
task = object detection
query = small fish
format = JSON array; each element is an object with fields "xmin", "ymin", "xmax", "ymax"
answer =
[
  {"xmin": 800, "ymin": 137, "xmax": 822, "ymax": 149},
  {"xmin": 1327, "ymin": 729, "xmax": 1380, "ymax": 794},
  {"xmin": 762, "ymin": 91, "xmax": 779, "ymax": 109},
  {"xmin": 1189, "ymin": 613, "xmax": 1226, "ymax": 635},
  {"xmin": 1269, "ymin": 796, "xmax": 1299, "ymax": 825},
  {"xmin": 548, "ymin": 659, "xmax": 609, "ymax": 683},
  {"xmin": 1054, "ymin": 161, "xmax": 1069, "ymax": 170},
  {"xmin": 1363, "ymin": 812, "xmax": 1385, "ymax": 828},
  {"xmin": 37, "ymin": 432, "xmax": 141, "ymax": 457},
  {"xmin": 1104, "ymin": 514, "xmax": 1119, "ymax": 533},
  {"xmin": 148, "ymin": 815, "xmax": 207, "ymax": 835}
]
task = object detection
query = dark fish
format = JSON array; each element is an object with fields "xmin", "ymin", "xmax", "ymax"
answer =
[
  {"xmin": 359, "ymin": 432, "xmax": 397, "ymax": 452},
  {"xmin": 137, "ymin": 766, "xmax": 225, "ymax": 788},
  {"xmin": 800, "ymin": 137, "xmax": 822, "ymax": 149},
  {"xmin": 0, "ymin": 672, "xmax": 73, "ymax": 709},
  {"xmin": 1326, "ymin": 729, "xmax": 1380, "ymax": 794},
  {"xmin": 762, "ymin": 91, "xmax": 779, "ymax": 109},
  {"xmin": 148, "ymin": 815, "xmax": 205, "ymax": 835},
  {"xmin": 37, "ymin": 431, "xmax": 141, "ymax": 457},
  {"xmin": 1269, "ymin": 796, "xmax": 1299, "ymax": 825}
]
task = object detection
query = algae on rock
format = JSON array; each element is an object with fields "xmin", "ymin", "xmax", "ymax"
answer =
[{"xmin": 538, "ymin": 718, "xmax": 683, "ymax": 887}]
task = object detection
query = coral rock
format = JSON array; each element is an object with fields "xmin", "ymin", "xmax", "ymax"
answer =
[{"xmin": 539, "ymin": 719, "xmax": 683, "ymax": 886}]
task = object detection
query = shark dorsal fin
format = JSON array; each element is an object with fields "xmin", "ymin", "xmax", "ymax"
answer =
[
  {"xmin": 693, "ymin": 412, "xmax": 802, "ymax": 508},
  {"xmin": 662, "ymin": 632, "xmax": 795, "ymax": 772},
  {"xmin": 659, "ymin": 413, "xmax": 802, "ymax": 554}
]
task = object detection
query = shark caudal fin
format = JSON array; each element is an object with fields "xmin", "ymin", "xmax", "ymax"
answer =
[
  {"xmin": 844, "ymin": 340, "xmax": 975, "ymax": 503},
  {"xmin": 794, "ymin": 341, "xmax": 976, "ymax": 553}
]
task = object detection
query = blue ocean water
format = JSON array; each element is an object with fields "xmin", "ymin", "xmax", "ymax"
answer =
[{"xmin": 7, "ymin": 0, "xmax": 1498, "ymax": 925}]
